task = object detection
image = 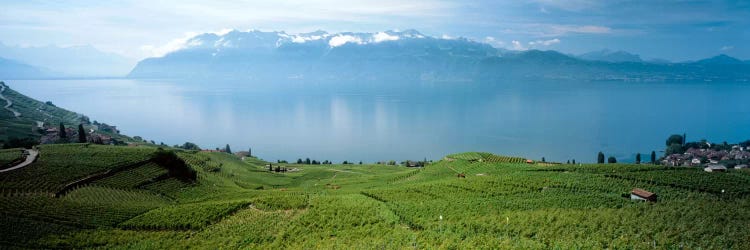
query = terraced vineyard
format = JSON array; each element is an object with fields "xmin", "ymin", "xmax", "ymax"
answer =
[
  {"xmin": 0, "ymin": 144, "xmax": 156, "ymax": 194},
  {"xmin": 1, "ymin": 148, "xmax": 750, "ymax": 249},
  {"xmin": 446, "ymin": 152, "xmax": 526, "ymax": 163},
  {"xmin": 0, "ymin": 148, "xmax": 24, "ymax": 167}
]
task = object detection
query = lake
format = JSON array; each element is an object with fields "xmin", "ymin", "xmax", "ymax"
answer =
[{"xmin": 7, "ymin": 79, "xmax": 750, "ymax": 163}]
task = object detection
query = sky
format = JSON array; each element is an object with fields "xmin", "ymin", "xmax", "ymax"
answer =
[{"xmin": 1, "ymin": 0, "xmax": 748, "ymax": 61}]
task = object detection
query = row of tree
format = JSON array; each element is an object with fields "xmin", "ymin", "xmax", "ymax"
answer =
[
  {"xmin": 57, "ymin": 123, "xmax": 91, "ymax": 143},
  {"xmin": 596, "ymin": 151, "xmax": 657, "ymax": 164}
]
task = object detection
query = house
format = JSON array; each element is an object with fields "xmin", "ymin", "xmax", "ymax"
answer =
[
  {"xmin": 735, "ymin": 164, "xmax": 748, "ymax": 169},
  {"xmin": 691, "ymin": 158, "xmax": 702, "ymax": 165},
  {"xmin": 704, "ymin": 164, "xmax": 727, "ymax": 172},
  {"xmin": 87, "ymin": 133, "xmax": 112, "ymax": 145},
  {"xmin": 630, "ymin": 188, "xmax": 657, "ymax": 202},
  {"xmin": 526, "ymin": 159, "xmax": 534, "ymax": 164}
]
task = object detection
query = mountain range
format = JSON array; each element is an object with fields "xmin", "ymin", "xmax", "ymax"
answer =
[
  {"xmin": 0, "ymin": 43, "xmax": 136, "ymax": 78},
  {"xmin": 127, "ymin": 29, "xmax": 750, "ymax": 82},
  {"xmin": 0, "ymin": 57, "xmax": 56, "ymax": 79}
]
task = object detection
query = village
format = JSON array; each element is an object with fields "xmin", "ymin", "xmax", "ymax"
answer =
[
  {"xmin": 662, "ymin": 144, "xmax": 750, "ymax": 172},
  {"xmin": 39, "ymin": 121, "xmax": 121, "ymax": 145}
]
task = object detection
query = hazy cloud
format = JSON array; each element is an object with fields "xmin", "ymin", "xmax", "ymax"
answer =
[
  {"xmin": 549, "ymin": 25, "xmax": 611, "ymax": 35},
  {"xmin": 139, "ymin": 32, "xmax": 199, "ymax": 57},
  {"xmin": 511, "ymin": 40, "xmax": 527, "ymax": 51},
  {"xmin": 529, "ymin": 38, "xmax": 560, "ymax": 46},
  {"xmin": 529, "ymin": 0, "xmax": 602, "ymax": 12},
  {"xmin": 484, "ymin": 36, "xmax": 505, "ymax": 47}
]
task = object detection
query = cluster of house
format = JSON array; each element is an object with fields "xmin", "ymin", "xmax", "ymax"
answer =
[
  {"xmin": 662, "ymin": 146, "xmax": 750, "ymax": 169},
  {"xmin": 39, "ymin": 124, "xmax": 114, "ymax": 145}
]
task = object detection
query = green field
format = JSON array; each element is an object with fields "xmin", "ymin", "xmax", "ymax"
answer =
[{"xmin": 1, "ymin": 145, "xmax": 749, "ymax": 249}]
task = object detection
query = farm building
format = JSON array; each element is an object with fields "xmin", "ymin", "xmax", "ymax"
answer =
[
  {"xmin": 735, "ymin": 164, "xmax": 748, "ymax": 169},
  {"xmin": 630, "ymin": 188, "xmax": 657, "ymax": 202},
  {"xmin": 704, "ymin": 164, "xmax": 727, "ymax": 172}
]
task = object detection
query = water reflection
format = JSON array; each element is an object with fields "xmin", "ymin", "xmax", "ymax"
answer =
[{"xmin": 8, "ymin": 79, "xmax": 750, "ymax": 163}]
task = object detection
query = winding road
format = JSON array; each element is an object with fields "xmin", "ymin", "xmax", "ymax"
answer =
[
  {"xmin": 0, "ymin": 149, "xmax": 39, "ymax": 173},
  {"xmin": 0, "ymin": 83, "xmax": 21, "ymax": 117}
]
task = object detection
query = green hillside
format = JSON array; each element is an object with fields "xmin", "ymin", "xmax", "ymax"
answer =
[
  {"xmin": 1, "ymin": 146, "xmax": 749, "ymax": 249},
  {"xmin": 0, "ymin": 81, "xmax": 137, "ymax": 148}
]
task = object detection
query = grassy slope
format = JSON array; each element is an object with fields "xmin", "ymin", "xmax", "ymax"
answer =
[{"xmin": 1, "ymin": 146, "xmax": 749, "ymax": 249}]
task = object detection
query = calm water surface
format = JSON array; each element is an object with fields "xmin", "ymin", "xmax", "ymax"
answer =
[{"xmin": 8, "ymin": 79, "xmax": 750, "ymax": 163}]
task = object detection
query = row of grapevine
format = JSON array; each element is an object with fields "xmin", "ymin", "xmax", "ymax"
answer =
[
  {"xmin": 92, "ymin": 163, "xmax": 167, "ymax": 189},
  {"xmin": 0, "ymin": 148, "xmax": 24, "ymax": 166},
  {"xmin": 0, "ymin": 144, "xmax": 156, "ymax": 193},
  {"xmin": 119, "ymin": 200, "xmax": 251, "ymax": 230}
]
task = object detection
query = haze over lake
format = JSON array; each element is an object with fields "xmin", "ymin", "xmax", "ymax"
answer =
[{"xmin": 10, "ymin": 79, "xmax": 750, "ymax": 163}]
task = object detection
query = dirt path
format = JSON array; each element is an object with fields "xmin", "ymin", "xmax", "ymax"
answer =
[
  {"xmin": 0, "ymin": 149, "xmax": 39, "ymax": 173},
  {"xmin": 0, "ymin": 84, "xmax": 21, "ymax": 117}
]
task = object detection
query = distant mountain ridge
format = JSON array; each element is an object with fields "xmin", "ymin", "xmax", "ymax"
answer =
[
  {"xmin": 127, "ymin": 29, "xmax": 750, "ymax": 82},
  {"xmin": 0, "ymin": 43, "xmax": 136, "ymax": 77},
  {"xmin": 0, "ymin": 57, "xmax": 55, "ymax": 79},
  {"xmin": 577, "ymin": 49, "xmax": 643, "ymax": 63}
]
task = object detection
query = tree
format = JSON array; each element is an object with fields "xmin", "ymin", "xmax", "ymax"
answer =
[
  {"xmin": 541, "ymin": 157, "xmax": 546, "ymax": 162},
  {"xmin": 665, "ymin": 143, "xmax": 684, "ymax": 156},
  {"xmin": 77, "ymin": 124, "xmax": 86, "ymax": 143},
  {"xmin": 651, "ymin": 151, "xmax": 656, "ymax": 164},
  {"xmin": 59, "ymin": 122, "xmax": 67, "ymax": 139},
  {"xmin": 572, "ymin": 159, "xmax": 576, "ymax": 164},
  {"xmin": 635, "ymin": 153, "xmax": 641, "ymax": 164},
  {"xmin": 597, "ymin": 152, "xmax": 605, "ymax": 164},
  {"xmin": 297, "ymin": 158, "xmax": 303, "ymax": 164},
  {"xmin": 608, "ymin": 156, "xmax": 617, "ymax": 164},
  {"xmin": 181, "ymin": 142, "xmax": 201, "ymax": 150},
  {"xmin": 682, "ymin": 133, "xmax": 687, "ymax": 145},
  {"xmin": 566, "ymin": 160, "xmax": 570, "ymax": 164},
  {"xmin": 666, "ymin": 134, "xmax": 684, "ymax": 147},
  {"xmin": 225, "ymin": 144, "xmax": 232, "ymax": 154},
  {"xmin": 305, "ymin": 158, "xmax": 311, "ymax": 164},
  {"xmin": 248, "ymin": 147, "xmax": 252, "ymax": 157}
]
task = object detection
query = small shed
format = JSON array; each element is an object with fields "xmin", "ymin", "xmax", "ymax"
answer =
[
  {"xmin": 630, "ymin": 188, "xmax": 657, "ymax": 202},
  {"xmin": 525, "ymin": 159, "xmax": 534, "ymax": 164},
  {"xmin": 735, "ymin": 164, "xmax": 748, "ymax": 169},
  {"xmin": 704, "ymin": 164, "xmax": 727, "ymax": 172}
]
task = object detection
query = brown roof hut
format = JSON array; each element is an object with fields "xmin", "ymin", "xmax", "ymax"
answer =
[{"xmin": 630, "ymin": 188, "xmax": 657, "ymax": 202}]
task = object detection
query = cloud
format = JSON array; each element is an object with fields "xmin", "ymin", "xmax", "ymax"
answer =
[
  {"xmin": 721, "ymin": 45, "xmax": 734, "ymax": 51},
  {"xmin": 511, "ymin": 40, "xmax": 527, "ymax": 51},
  {"xmin": 328, "ymin": 35, "xmax": 363, "ymax": 47},
  {"xmin": 372, "ymin": 32, "xmax": 399, "ymax": 43},
  {"xmin": 530, "ymin": 0, "xmax": 601, "ymax": 12},
  {"xmin": 550, "ymin": 25, "xmax": 611, "ymax": 35},
  {"xmin": 529, "ymin": 38, "xmax": 560, "ymax": 46},
  {"xmin": 484, "ymin": 36, "xmax": 505, "ymax": 47},
  {"xmin": 139, "ymin": 31, "xmax": 199, "ymax": 57}
]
